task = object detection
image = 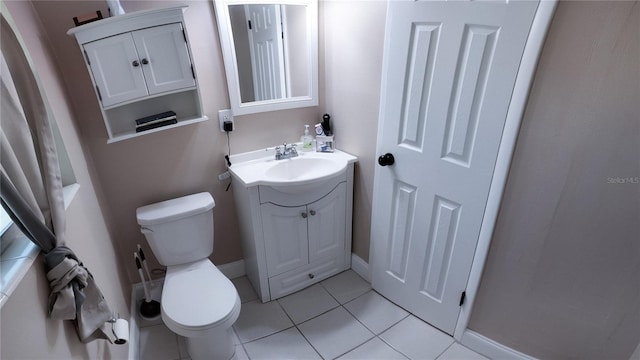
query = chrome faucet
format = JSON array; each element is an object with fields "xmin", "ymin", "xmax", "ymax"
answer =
[{"xmin": 275, "ymin": 143, "xmax": 298, "ymax": 160}]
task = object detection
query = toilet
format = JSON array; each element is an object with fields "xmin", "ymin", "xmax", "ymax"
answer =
[{"xmin": 136, "ymin": 192, "xmax": 241, "ymax": 360}]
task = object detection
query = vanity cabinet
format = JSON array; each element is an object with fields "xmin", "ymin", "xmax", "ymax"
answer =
[
  {"xmin": 68, "ymin": 6, "xmax": 207, "ymax": 143},
  {"xmin": 232, "ymin": 164, "xmax": 354, "ymax": 302}
]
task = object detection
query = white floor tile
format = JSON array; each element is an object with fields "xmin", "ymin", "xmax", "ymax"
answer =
[
  {"xmin": 232, "ymin": 276, "xmax": 258, "ymax": 303},
  {"xmin": 232, "ymin": 328, "xmax": 241, "ymax": 345},
  {"xmin": 233, "ymin": 300, "xmax": 293, "ymax": 342},
  {"xmin": 243, "ymin": 327, "xmax": 321, "ymax": 360},
  {"xmin": 437, "ymin": 343, "xmax": 488, "ymax": 360},
  {"xmin": 380, "ymin": 316, "xmax": 454, "ymax": 360},
  {"xmin": 344, "ymin": 291, "xmax": 409, "ymax": 334},
  {"xmin": 321, "ymin": 270, "xmax": 371, "ymax": 304},
  {"xmin": 338, "ymin": 337, "xmax": 409, "ymax": 360},
  {"xmin": 278, "ymin": 284, "xmax": 340, "ymax": 324},
  {"xmin": 177, "ymin": 335, "xmax": 188, "ymax": 359},
  {"xmin": 298, "ymin": 307, "xmax": 374, "ymax": 359},
  {"xmin": 139, "ymin": 324, "xmax": 180, "ymax": 360},
  {"xmin": 234, "ymin": 344, "xmax": 249, "ymax": 360}
]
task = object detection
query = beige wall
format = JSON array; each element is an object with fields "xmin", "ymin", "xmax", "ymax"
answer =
[
  {"xmin": 469, "ymin": 2, "xmax": 640, "ymax": 358},
  {"xmin": 321, "ymin": 0, "xmax": 386, "ymax": 260},
  {"xmin": 1, "ymin": 1, "xmax": 130, "ymax": 359}
]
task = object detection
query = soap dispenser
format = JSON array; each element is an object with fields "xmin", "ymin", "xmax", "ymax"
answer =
[{"xmin": 301, "ymin": 124, "xmax": 313, "ymax": 151}]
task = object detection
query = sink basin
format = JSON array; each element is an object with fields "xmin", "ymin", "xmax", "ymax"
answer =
[
  {"xmin": 228, "ymin": 148, "xmax": 357, "ymax": 191},
  {"xmin": 264, "ymin": 157, "xmax": 343, "ymax": 181}
]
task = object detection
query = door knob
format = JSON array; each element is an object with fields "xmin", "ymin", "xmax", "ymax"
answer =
[
  {"xmin": 301, "ymin": 212, "xmax": 308, "ymax": 219},
  {"xmin": 141, "ymin": 58, "xmax": 149, "ymax": 65},
  {"xmin": 309, "ymin": 210, "xmax": 316, "ymax": 216},
  {"xmin": 132, "ymin": 60, "xmax": 140, "ymax": 67},
  {"xmin": 378, "ymin": 153, "xmax": 395, "ymax": 166}
]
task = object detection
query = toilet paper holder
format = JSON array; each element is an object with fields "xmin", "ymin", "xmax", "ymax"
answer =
[{"xmin": 109, "ymin": 313, "xmax": 129, "ymax": 345}]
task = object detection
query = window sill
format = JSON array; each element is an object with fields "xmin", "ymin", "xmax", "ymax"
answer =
[{"xmin": 0, "ymin": 183, "xmax": 80, "ymax": 308}]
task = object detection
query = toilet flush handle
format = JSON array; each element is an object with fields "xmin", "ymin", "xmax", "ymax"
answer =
[{"xmin": 140, "ymin": 227, "xmax": 153, "ymax": 234}]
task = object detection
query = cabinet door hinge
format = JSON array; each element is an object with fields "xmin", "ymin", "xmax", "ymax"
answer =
[
  {"xmin": 459, "ymin": 291, "xmax": 466, "ymax": 306},
  {"xmin": 190, "ymin": 64, "xmax": 195, "ymax": 79},
  {"xmin": 83, "ymin": 50, "xmax": 91, "ymax": 65},
  {"xmin": 95, "ymin": 85, "xmax": 102, "ymax": 101},
  {"xmin": 182, "ymin": 28, "xmax": 188, "ymax": 43}
]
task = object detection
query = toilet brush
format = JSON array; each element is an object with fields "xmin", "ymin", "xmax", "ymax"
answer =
[
  {"xmin": 137, "ymin": 245, "xmax": 153, "ymax": 288},
  {"xmin": 135, "ymin": 253, "xmax": 161, "ymax": 319}
]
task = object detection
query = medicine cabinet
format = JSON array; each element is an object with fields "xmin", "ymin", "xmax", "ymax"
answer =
[
  {"xmin": 214, "ymin": 0, "xmax": 318, "ymax": 115},
  {"xmin": 68, "ymin": 6, "xmax": 208, "ymax": 143}
]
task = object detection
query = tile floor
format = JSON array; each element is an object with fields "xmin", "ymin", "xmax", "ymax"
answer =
[{"xmin": 138, "ymin": 270, "xmax": 488, "ymax": 360}]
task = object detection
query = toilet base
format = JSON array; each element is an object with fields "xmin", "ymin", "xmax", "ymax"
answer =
[{"xmin": 185, "ymin": 327, "xmax": 235, "ymax": 360}]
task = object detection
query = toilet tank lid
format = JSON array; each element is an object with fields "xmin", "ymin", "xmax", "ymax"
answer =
[{"xmin": 136, "ymin": 192, "xmax": 215, "ymax": 226}]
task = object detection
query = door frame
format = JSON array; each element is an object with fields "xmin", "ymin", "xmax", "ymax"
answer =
[{"xmin": 451, "ymin": 0, "xmax": 558, "ymax": 342}]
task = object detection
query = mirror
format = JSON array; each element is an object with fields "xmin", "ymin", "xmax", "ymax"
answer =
[{"xmin": 214, "ymin": 0, "xmax": 318, "ymax": 115}]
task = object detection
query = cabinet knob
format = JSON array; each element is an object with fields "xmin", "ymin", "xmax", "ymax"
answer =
[
  {"xmin": 132, "ymin": 60, "xmax": 140, "ymax": 67},
  {"xmin": 141, "ymin": 58, "xmax": 149, "ymax": 65},
  {"xmin": 308, "ymin": 273, "xmax": 315, "ymax": 279},
  {"xmin": 309, "ymin": 210, "xmax": 316, "ymax": 216},
  {"xmin": 301, "ymin": 212, "xmax": 308, "ymax": 219}
]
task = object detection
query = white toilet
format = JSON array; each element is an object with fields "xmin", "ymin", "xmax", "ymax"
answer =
[{"xmin": 136, "ymin": 192, "xmax": 241, "ymax": 360}]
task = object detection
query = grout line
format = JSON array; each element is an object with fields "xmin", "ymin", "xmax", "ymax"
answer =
[{"xmin": 434, "ymin": 341, "xmax": 455, "ymax": 360}]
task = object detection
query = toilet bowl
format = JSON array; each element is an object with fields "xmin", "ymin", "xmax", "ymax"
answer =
[
  {"xmin": 136, "ymin": 193, "xmax": 241, "ymax": 360},
  {"xmin": 163, "ymin": 259, "xmax": 240, "ymax": 359}
]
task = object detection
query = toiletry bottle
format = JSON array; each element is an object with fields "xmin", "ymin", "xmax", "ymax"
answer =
[{"xmin": 301, "ymin": 125, "xmax": 313, "ymax": 151}]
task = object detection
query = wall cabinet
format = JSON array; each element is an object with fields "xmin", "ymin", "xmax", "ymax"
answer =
[
  {"xmin": 233, "ymin": 165, "xmax": 354, "ymax": 302},
  {"xmin": 68, "ymin": 6, "xmax": 207, "ymax": 143}
]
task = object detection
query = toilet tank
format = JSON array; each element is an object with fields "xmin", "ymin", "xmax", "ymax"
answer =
[{"xmin": 136, "ymin": 193, "xmax": 215, "ymax": 266}]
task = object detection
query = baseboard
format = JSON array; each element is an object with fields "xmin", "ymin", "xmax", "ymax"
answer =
[
  {"xmin": 217, "ymin": 259, "xmax": 246, "ymax": 279},
  {"xmin": 351, "ymin": 253, "xmax": 370, "ymax": 282},
  {"xmin": 461, "ymin": 330, "xmax": 537, "ymax": 360}
]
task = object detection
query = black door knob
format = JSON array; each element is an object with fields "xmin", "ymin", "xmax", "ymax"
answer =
[
  {"xmin": 132, "ymin": 60, "xmax": 140, "ymax": 67},
  {"xmin": 378, "ymin": 153, "xmax": 395, "ymax": 166},
  {"xmin": 141, "ymin": 58, "xmax": 149, "ymax": 65}
]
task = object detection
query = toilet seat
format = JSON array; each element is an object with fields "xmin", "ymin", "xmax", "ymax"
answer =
[{"xmin": 161, "ymin": 259, "xmax": 240, "ymax": 337}]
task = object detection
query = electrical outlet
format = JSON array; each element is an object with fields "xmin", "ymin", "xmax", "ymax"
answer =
[{"xmin": 218, "ymin": 109, "xmax": 233, "ymax": 132}]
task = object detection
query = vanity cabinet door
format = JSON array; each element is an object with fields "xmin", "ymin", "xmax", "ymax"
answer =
[
  {"xmin": 308, "ymin": 183, "xmax": 346, "ymax": 263},
  {"xmin": 132, "ymin": 23, "xmax": 196, "ymax": 96},
  {"xmin": 84, "ymin": 33, "xmax": 148, "ymax": 107},
  {"xmin": 261, "ymin": 203, "xmax": 309, "ymax": 277}
]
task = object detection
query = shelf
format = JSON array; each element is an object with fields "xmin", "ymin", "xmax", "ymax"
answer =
[{"xmin": 106, "ymin": 115, "xmax": 209, "ymax": 144}]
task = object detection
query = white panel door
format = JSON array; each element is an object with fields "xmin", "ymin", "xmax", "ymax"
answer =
[
  {"xmin": 84, "ymin": 33, "xmax": 148, "ymax": 107},
  {"xmin": 371, "ymin": 0, "xmax": 539, "ymax": 335},
  {"xmin": 261, "ymin": 203, "xmax": 308, "ymax": 277},
  {"xmin": 246, "ymin": 4, "xmax": 286, "ymax": 101},
  {"xmin": 308, "ymin": 183, "xmax": 346, "ymax": 262},
  {"xmin": 132, "ymin": 23, "xmax": 196, "ymax": 96}
]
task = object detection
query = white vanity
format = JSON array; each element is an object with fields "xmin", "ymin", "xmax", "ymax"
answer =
[{"xmin": 229, "ymin": 148, "xmax": 357, "ymax": 302}]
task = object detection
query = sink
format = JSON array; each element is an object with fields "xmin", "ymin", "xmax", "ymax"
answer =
[
  {"xmin": 228, "ymin": 147, "xmax": 357, "ymax": 192},
  {"xmin": 264, "ymin": 157, "xmax": 343, "ymax": 181}
]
